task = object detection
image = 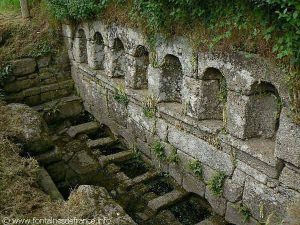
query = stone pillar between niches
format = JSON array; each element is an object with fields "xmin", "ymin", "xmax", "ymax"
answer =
[{"xmin": 227, "ymin": 87, "xmax": 279, "ymax": 140}]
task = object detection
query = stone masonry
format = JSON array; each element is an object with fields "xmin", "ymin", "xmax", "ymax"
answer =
[{"xmin": 62, "ymin": 21, "xmax": 300, "ymax": 225}]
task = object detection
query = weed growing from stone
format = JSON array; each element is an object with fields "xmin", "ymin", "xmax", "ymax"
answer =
[
  {"xmin": 188, "ymin": 160, "xmax": 203, "ymax": 179},
  {"xmin": 142, "ymin": 95, "xmax": 157, "ymax": 118},
  {"xmin": 207, "ymin": 171, "xmax": 226, "ymax": 196},
  {"xmin": 152, "ymin": 141, "xmax": 166, "ymax": 161},
  {"xmin": 0, "ymin": 64, "xmax": 12, "ymax": 86},
  {"xmin": 167, "ymin": 148, "xmax": 180, "ymax": 164},
  {"xmin": 114, "ymin": 86, "xmax": 129, "ymax": 106},
  {"xmin": 238, "ymin": 204, "xmax": 252, "ymax": 222}
]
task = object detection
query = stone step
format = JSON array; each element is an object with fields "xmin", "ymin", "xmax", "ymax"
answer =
[
  {"xmin": 67, "ymin": 121, "xmax": 100, "ymax": 138},
  {"xmin": 87, "ymin": 137, "xmax": 115, "ymax": 148},
  {"xmin": 98, "ymin": 150, "xmax": 133, "ymax": 167},
  {"xmin": 147, "ymin": 189, "xmax": 187, "ymax": 212},
  {"xmin": 124, "ymin": 171, "xmax": 158, "ymax": 189}
]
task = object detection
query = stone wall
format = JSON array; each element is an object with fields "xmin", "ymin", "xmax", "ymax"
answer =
[
  {"xmin": 3, "ymin": 51, "xmax": 74, "ymax": 106},
  {"xmin": 62, "ymin": 21, "xmax": 300, "ymax": 225}
]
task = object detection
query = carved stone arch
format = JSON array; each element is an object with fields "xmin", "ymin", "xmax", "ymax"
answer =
[
  {"xmin": 246, "ymin": 81, "xmax": 281, "ymax": 138},
  {"xmin": 129, "ymin": 45, "xmax": 149, "ymax": 89},
  {"xmin": 110, "ymin": 38, "xmax": 127, "ymax": 78},
  {"xmin": 158, "ymin": 54, "xmax": 183, "ymax": 103},
  {"xmin": 90, "ymin": 31, "xmax": 105, "ymax": 69}
]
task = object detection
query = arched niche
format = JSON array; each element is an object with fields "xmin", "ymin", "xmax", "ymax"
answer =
[
  {"xmin": 245, "ymin": 81, "xmax": 281, "ymax": 138},
  {"xmin": 200, "ymin": 67, "xmax": 227, "ymax": 120},
  {"xmin": 227, "ymin": 81, "xmax": 281, "ymax": 140},
  {"xmin": 111, "ymin": 38, "xmax": 126, "ymax": 78},
  {"xmin": 132, "ymin": 45, "xmax": 149, "ymax": 89},
  {"xmin": 77, "ymin": 29, "xmax": 88, "ymax": 63},
  {"xmin": 159, "ymin": 54, "xmax": 183, "ymax": 103},
  {"xmin": 91, "ymin": 32, "xmax": 105, "ymax": 70}
]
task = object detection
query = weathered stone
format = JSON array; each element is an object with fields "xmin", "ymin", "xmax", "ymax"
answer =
[
  {"xmin": 68, "ymin": 150, "xmax": 98, "ymax": 175},
  {"xmin": 227, "ymin": 91, "xmax": 278, "ymax": 140},
  {"xmin": 232, "ymin": 169, "xmax": 247, "ymax": 186},
  {"xmin": 205, "ymin": 188, "xmax": 227, "ymax": 216},
  {"xmin": 4, "ymin": 77, "xmax": 38, "ymax": 93},
  {"xmin": 0, "ymin": 103, "xmax": 53, "ymax": 153},
  {"xmin": 67, "ymin": 121, "xmax": 100, "ymax": 138},
  {"xmin": 37, "ymin": 56, "xmax": 51, "ymax": 68},
  {"xmin": 11, "ymin": 58, "xmax": 37, "ymax": 76},
  {"xmin": 225, "ymin": 202, "xmax": 258, "ymax": 225},
  {"xmin": 35, "ymin": 147, "xmax": 61, "ymax": 165},
  {"xmin": 66, "ymin": 185, "xmax": 137, "ymax": 225},
  {"xmin": 236, "ymin": 160, "xmax": 268, "ymax": 184},
  {"xmin": 279, "ymin": 166, "xmax": 300, "ymax": 192},
  {"xmin": 185, "ymin": 76, "xmax": 223, "ymax": 120},
  {"xmin": 98, "ymin": 150, "xmax": 133, "ymax": 167},
  {"xmin": 243, "ymin": 178, "xmax": 300, "ymax": 222},
  {"xmin": 37, "ymin": 167, "xmax": 64, "ymax": 200},
  {"xmin": 275, "ymin": 108, "xmax": 300, "ymax": 167},
  {"xmin": 223, "ymin": 179, "xmax": 243, "ymax": 203},
  {"xmin": 168, "ymin": 125, "xmax": 234, "ymax": 175},
  {"xmin": 148, "ymin": 189, "xmax": 186, "ymax": 212},
  {"xmin": 156, "ymin": 118, "xmax": 168, "ymax": 141},
  {"xmin": 87, "ymin": 137, "xmax": 115, "ymax": 148},
  {"xmin": 182, "ymin": 171, "xmax": 206, "ymax": 197}
]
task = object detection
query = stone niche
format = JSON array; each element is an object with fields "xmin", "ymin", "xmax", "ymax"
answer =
[
  {"xmin": 126, "ymin": 45, "xmax": 149, "ymax": 89},
  {"xmin": 186, "ymin": 67, "xmax": 227, "ymax": 120},
  {"xmin": 89, "ymin": 32, "xmax": 105, "ymax": 70},
  {"xmin": 109, "ymin": 38, "xmax": 127, "ymax": 78},
  {"xmin": 73, "ymin": 29, "xmax": 88, "ymax": 63},
  {"xmin": 227, "ymin": 81, "xmax": 280, "ymax": 140},
  {"xmin": 158, "ymin": 54, "xmax": 183, "ymax": 103}
]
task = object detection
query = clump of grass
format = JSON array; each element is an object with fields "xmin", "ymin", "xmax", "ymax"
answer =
[
  {"xmin": 238, "ymin": 204, "xmax": 252, "ymax": 222},
  {"xmin": 142, "ymin": 95, "xmax": 157, "ymax": 118},
  {"xmin": 113, "ymin": 85, "xmax": 129, "ymax": 106},
  {"xmin": 207, "ymin": 171, "xmax": 226, "ymax": 196},
  {"xmin": 0, "ymin": 0, "xmax": 20, "ymax": 13},
  {"xmin": 0, "ymin": 135, "xmax": 60, "ymax": 219},
  {"xmin": 167, "ymin": 148, "xmax": 180, "ymax": 164},
  {"xmin": 152, "ymin": 141, "xmax": 166, "ymax": 161},
  {"xmin": 188, "ymin": 159, "xmax": 203, "ymax": 179}
]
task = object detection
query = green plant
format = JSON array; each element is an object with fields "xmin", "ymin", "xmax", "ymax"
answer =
[
  {"xmin": 167, "ymin": 148, "xmax": 180, "ymax": 164},
  {"xmin": 142, "ymin": 95, "xmax": 157, "ymax": 118},
  {"xmin": 113, "ymin": 85, "xmax": 129, "ymax": 106},
  {"xmin": 152, "ymin": 141, "xmax": 166, "ymax": 161},
  {"xmin": 0, "ymin": 64, "xmax": 12, "ymax": 86},
  {"xmin": 0, "ymin": 0, "xmax": 20, "ymax": 12},
  {"xmin": 239, "ymin": 204, "xmax": 252, "ymax": 222},
  {"xmin": 47, "ymin": 0, "xmax": 109, "ymax": 21},
  {"xmin": 188, "ymin": 160, "xmax": 203, "ymax": 178},
  {"xmin": 207, "ymin": 171, "xmax": 226, "ymax": 196}
]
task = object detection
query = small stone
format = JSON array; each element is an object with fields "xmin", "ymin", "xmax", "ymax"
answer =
[{"xmin": 11, "ymin": 58, "xmax": 37, "ymax": 76}]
